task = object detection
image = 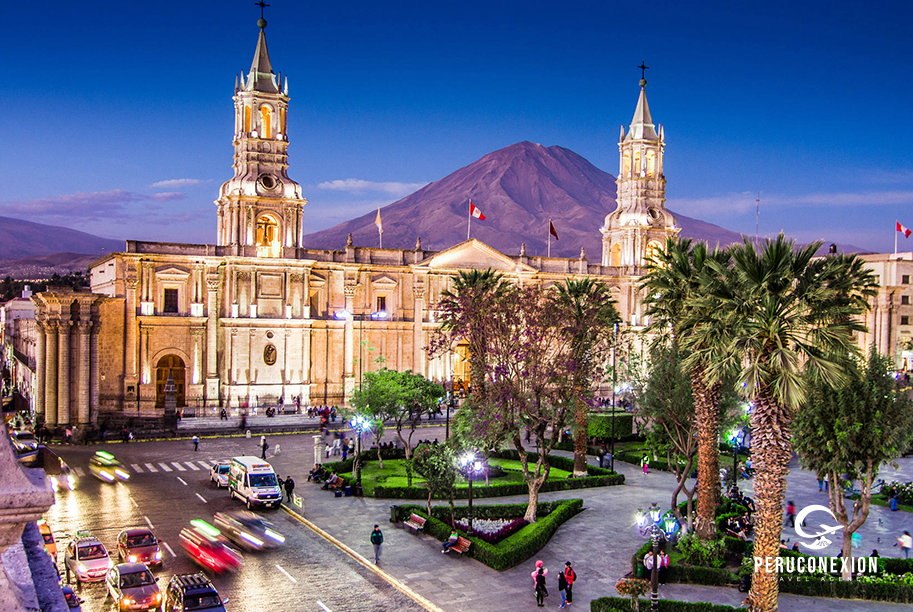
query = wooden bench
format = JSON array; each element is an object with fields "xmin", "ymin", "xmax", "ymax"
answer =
[
  {"xmin": 403, "ymin": 513, "xmax": 426, "ymax": 533},
  {"xmin": 447, "ymin": 536, "xmax": 471, "ymax": 556}
]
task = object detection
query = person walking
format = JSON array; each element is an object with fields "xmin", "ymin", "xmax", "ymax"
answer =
[
  {"xmin": 896, "ymin": 530, "xmax": 913, "ymax": 558},
  {"xmin": 192, "ymin": 435, "xmax": 199, "ymax": 451},
  {"xmin": 284, "ymin": 475, "xmax": 295, "ymax": 502},
  {"xmin": 531, "ymin": 560, "xmax": 548, "ymax": 607},
  {"xmin": 641, "ymin": 455, "xmax": 649, "ymax": 475},
  {"xmin": 370, "ymin": 525, "xmax": 384, "ymax": 564},
  {"xmin": 260, "ymin": 436, "xmax": 268, "ymax": 460},
  {"xmin": 557, "ymin": 568, "xmax": 568, "ymax": 608},
  {"xmin": 564, "ymin": 561, "xmax": 576, "ymax": 605},
  {"xmin": 785, "ymin": 500, "xmax": 796, "ymax": 528}
]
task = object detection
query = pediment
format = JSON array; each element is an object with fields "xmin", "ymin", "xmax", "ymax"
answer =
[
  {"xmin": 371, "ymin": 275, "xmax": 398, "ymax": 290},
  {"xmin": 415, "ymin": 239, "xmax": 537, "ymax": 273},
  {"xmin": 155, "ymin": 266, "xmax": 190, "ymax": 281}
]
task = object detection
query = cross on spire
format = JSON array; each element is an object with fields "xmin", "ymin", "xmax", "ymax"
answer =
[
  {"xmin": 255, "ymin": 0, "xmax": 270, "ymax": 19},
  {"xmin": 638, "ymin": 62, "xmax": 649, "ymax": 80}
]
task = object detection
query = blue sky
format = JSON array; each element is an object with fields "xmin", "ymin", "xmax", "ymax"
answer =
[{"xmin": 3, "ymin": 0, "xmax": 912, "ymax": 252}]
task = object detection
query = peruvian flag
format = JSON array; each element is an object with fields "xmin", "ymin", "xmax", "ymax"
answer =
[
  {"xmin": 470, "ymin": 201, "xmax": 486, "ymax": 220},
  {"xmin": 898, "ymin": 221, "xmax": 912, "ymax": 238}
]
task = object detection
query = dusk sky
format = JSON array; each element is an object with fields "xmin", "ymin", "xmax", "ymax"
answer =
[{"xmin": 4, "ymin": 1, "xmax": 912, "ymax": 253}]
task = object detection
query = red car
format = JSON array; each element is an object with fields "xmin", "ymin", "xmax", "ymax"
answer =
[
  {"xmin": 178, "ymin": 522, "xmax": 242, "ymax": 574},
  {"xmin": 116, "ymin": 529, "xmax": 163, "ymax": 568}
]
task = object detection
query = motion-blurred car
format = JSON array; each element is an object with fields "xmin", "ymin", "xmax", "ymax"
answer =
[
  {"xmin": 10, "ymin": 430, "xmax": 39, "ymax": 453},
  {"xmin": 212, "ymin": 511, "xmax": 285, "ymax": 550},
  {"xmin": 116, "ymin": 528, "xmax": 163, "ymax": 568},
  {"xmin": 209, "ymin": 461, "xmax": 230, "ymax": 488},
  {"xmin": 105, "ymin": 563, "xmax": 162, "ymax": 611},
  {"xmin": 162, "ymin": 573, "xmax": 228, "ymax": 612},
  {"xmin": 17, "ymin": 445, "xmax": 76, "ymax": 491},
  {"xmin": 61, "ymin": 585, "xmax": 83, "ymax": 611},
  {"xmin": 89, "ymin": 451, "xmax": 130, "ymax": 482},
  {"xmin": 63, "ymin": 534, "xmax": 113, "ymax": 583},
  {"xmin": 37, "ymin": 519, "xmax": 57, "ymax": 559},
  {"xmin": 178, "ymin": 521, "xmax": 243, "ymax": 574}
]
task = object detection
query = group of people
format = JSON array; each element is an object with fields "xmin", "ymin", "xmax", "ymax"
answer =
[
  {"xmin": 724, "ymin": 512, "xmax": 754, "ymax": 540},
  {"xmin": 642, "ymin": 549, "xmax": 670, "ymax": 584},
  {"xmin": 275, "ymin": 474, "xmax": 295, "ymax": 501},
  {"xmin": 531, "ymin": 560, "xmax": 577, "ymax": 608}
]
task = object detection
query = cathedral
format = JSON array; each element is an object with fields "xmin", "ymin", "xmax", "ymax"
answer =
[{"xmin": 31, "ymin": 17, "xmax": 678, "ymax": 427}]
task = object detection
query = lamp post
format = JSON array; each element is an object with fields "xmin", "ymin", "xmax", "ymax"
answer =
[
  {"xmin": 610, "ymin": 323, "xmax": 618, "ymax": 472},
  {"xmin": 459, "ymin": 452, "xmax": 482, "ymax": 534},
  {"xmin": 636, "ymin": 502, "xmax": 678, "ymax": 612},
  {"xmin": 350, "ymin": 415, "xmax": 371, "ymax": 496}
]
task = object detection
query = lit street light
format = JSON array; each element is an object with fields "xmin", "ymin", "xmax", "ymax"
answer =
[
  {"xmin": 636, "ymin": 502, "xmax": 679, "ymax": 612},
  {"xmin": 459, "ymin": 452, "xmax": 483, "ymax": 534},
  {"xmin": 350, "ymin": 414, "xmax": 371, "ymax": 496}
]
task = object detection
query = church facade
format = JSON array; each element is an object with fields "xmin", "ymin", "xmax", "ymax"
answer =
[{"xmin": 31, "ymin": 19, "xmax": 678, "ymax": 427}]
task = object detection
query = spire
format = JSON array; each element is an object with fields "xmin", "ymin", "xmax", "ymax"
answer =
[
  {"xmin": 626, "ymin": 81, "xmax": 658, "ymax": 141},
  {"xmin": 245, "ymin": 18, "xmax": 279, "ymax": 93}
]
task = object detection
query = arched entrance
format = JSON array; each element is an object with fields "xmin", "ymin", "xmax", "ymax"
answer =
[{"xmin": 155, "ymin": 355, "xmax": 186, "ymax": 408}]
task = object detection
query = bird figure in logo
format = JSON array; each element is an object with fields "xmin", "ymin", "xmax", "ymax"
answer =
[{"xmin": 794, "ymin": 505, "xmax": 843, "ymax": 550}]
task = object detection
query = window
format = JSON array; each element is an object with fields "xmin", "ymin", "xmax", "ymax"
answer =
[
  {"xmin": 376, "ymin": 296, "xmax": 386, "ymax": 313},
  {"xmin": 260, "ymin": 105, "xmax": 272, "ymax": 139},
  {"xmin": 903, "ymin": 295, "xmax": 910, "ymax": 305},
  {"xmin": 902, "ymin": 316, "xmax": 910, "ymax": 326},
  {"xmin": 163, "ymin": 289, "xmax": 179, "ymax": 314},
  {"xmin": 903, "ymin": 275, "xmax": 910, "ymax": 284}
]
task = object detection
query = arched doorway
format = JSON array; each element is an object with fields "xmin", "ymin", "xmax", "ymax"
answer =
[{"xmin": 155, "ymin": 355, "xmax": 186, "ymax": 408}]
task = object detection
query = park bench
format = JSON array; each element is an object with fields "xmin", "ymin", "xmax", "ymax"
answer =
[
  {"xmin": 403, "ymin": 513, "xmax": 426, "ymax": 533},
  {"xmin": 447, "ymin": 536, "xmax": 471, "ymax": 556}
]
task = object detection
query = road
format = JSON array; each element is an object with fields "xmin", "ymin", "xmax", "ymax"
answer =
[{"xmin": 50, "ymin": 433, "xmax": 429, "ymax": 612}]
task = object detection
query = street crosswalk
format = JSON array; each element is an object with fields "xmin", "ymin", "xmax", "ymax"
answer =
[{"xmin": 75, "ymin": 458, "xmax": 225, "ymax": 478}]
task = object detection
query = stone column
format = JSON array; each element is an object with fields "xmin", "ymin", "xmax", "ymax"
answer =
[
  {"xmin": 77, "ymin": 322, "xmax": 91, "ymax": 425},
  {"xmin": 34, "ymin": 323, "xmax": 45, "ymax": 421},
  {"xmin": 125, "ymin": 275, "xmax": 138, "ymax": 380},
  {"xmin": 191, "ymin": 329, "xmax": 203, "ymax": 385},
  {"xmin": 343, "ymin": 284, "xmax": 357, "ymax": 379},
  {"xmin": 44, "ymin": 324, "xmax": 58, "ymax": 427},
  {"xmin": 90, "ymin": 320, "xmax": 100, "ymax": 421},
  {"xmin": 57, "ymin": 321, "xmax": 71, "ymax": 426},
  {"xmin": 412, "ymin": 285, "xmax": 425, "ymax": 374}
]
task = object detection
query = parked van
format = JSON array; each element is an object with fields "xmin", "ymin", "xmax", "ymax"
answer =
[{"xmin": 228, "ymin": 457, "xmax": 281, "ymax": 509}]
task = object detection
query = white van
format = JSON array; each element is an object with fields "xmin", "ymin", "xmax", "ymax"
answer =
[{"xmin": 228, "ymin": 456, "xmax": 282, "ymax": 509}]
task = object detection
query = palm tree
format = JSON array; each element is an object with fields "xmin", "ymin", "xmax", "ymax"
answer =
[
  {"xmin": 641, "ymin": 237, "xmax": 732, "ymax": 540},
  {"xmin": 437, "ymin": 269, "xmax": 510, "ymax": 399},
  {"xmin": 691, "ymin": 235, "xmax": 876, "ymax": 612},
  {"xmin": 553, "ymin": 278, "xmax": 621, "ymax": 476}
]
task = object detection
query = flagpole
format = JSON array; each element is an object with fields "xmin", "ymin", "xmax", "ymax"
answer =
[
  {"xmin": 467, "ymin": 203, "xmax": 471, "ymax": 241},
  {"xmin": 547, "ymin": 218, "xmax": 551, "ymax": 258},
  {"xmin": 896, "ymin": 221, "xmax": 899, "ymax": 255}
]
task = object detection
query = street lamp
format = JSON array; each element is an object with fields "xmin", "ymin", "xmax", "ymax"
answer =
[
  {"xmin": 459, "ymin": 452, "xmax": 483, "ymax": 534},
  {"xmin": 350, "ymin": 415, "xmax": 371, "ymax": 496},
  {"xmin": 636, "ymin": 502, "xmax": 679, "ymax": 612},
  {"xmin": 335, "ymin": 309, "xmax": 388, "ymax": 387},
  {"xmin": 610, "ymin": 323, "xmax": 618, "ymax": 472}
]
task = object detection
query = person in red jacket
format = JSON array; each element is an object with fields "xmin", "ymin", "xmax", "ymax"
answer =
[{"xmin": 564, "ymin": 561, "xmax": 577, "ymax": 605}]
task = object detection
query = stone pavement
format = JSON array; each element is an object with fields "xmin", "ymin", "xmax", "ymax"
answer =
[{"xmin": 264, "ymin": 431, "xmax": 913, "ymax": 611}]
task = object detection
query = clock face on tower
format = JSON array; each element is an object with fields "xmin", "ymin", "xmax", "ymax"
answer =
[{"xmin": 258, "ymin": 173, "xmax": 279, "ymax": 191}]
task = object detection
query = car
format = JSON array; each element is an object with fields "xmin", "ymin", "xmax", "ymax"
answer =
[
  {"xmin": 49, "ymin": 455, "xmax": 76, "ymax": 492},
  {"xmin": 63, "ymin": 535, "xmax": 113, "ymax": 583},
  {"xmin": 10, "ymin": 430, "xmax": 39, "ymax": 453},
  {"xmin": 209, "ymin": 461, "xmax": 230, "ymax": 488},
  {"xmin": 37, "ymin": 519, "xmax": 57, "ymax": 559},
  {"xmin": 105, "ymin": 562, "xmax": 162, "ymax": 611},
  {"xmin": 162, "ymin": 573, "xmax": 228, "ymax": 612},
  {"xmin": 213, "ymin": 511, "xmax": 286, "ymax": 550},
  {"xmin": 61, "ymin": 585, "xmax": 84, "ymax": 611},
  {"xmin": 178, "ymin": 521, "xmax": 243, "ymax": 574},
  {"xmin": 116, "ymin": 529, "xmax": 163, "ymax": 568},
  {"xmin": 89, "ymin": 451, "xmax": 130, "ymax": 482}
]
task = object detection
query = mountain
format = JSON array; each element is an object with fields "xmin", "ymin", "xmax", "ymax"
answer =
[
  {"xmin": 302, "ymin": 142, "xmax": 751, "ymax": 258},
  {"xmin": 0, "ymin": 216, "xmax": 122, "ymax": 260}
]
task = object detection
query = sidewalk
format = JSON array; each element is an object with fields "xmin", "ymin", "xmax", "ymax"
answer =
[{"xmin": 268, "ymin": 436, "xmax": 913, "ymax": 611}]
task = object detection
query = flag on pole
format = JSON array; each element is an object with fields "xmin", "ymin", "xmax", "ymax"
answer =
[
  {"xmin": 549, "ymin": 220, "xmax": 559, "ymax": 241},
  {"xmin": 375, "ymin": 207, "xmax": 383, "ymax": 233},
  {"xmin": 470, "ymin": 201, "xmax": 486, "ymax": 220},
  {"xmin": 898, "ymin": 221, "xmax": 912, "ymax": 238}
]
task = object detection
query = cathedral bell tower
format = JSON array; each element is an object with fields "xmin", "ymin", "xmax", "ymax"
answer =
[
  {"xmin": 216, "ymin": 16, "xmax": 306, "ymax": 257},
  {"xmin": 601, "ymin": 70, "xmax": 678, "ymax": 267}
]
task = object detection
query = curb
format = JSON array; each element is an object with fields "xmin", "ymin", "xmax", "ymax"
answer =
[{"xmin": 280, "ymin": 503, "xmax": 444, "ymax": 612}]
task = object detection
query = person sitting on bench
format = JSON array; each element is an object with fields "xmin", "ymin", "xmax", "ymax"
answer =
[
  {"xmin": 441, "ymin": 530, "xmax": 459, "ymax": 553},
  {"xmin": 322, "ymin": 472, "xmax": 342, "ymax": 489},
  {"xmin": 308, "ymin": 464, "xmax": 326, "ymax": 482}
]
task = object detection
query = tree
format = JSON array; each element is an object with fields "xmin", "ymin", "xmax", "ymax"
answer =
[
  {"xmin": 691, "ymin": 235, "xmax": 877, "ymax": 612},
  {"xmin": 794, "ymin": 347, "xmax": 913, "ymax": 579},
  {"xmin": 553, "ymin": 278, "xmax": 620, "ymax": 476},
  {"xmin": 641, "ymin": 237, "xmax": 733, "ymax": 540},
  {"xmin": 639, "ymin": 344, "xmax": 698, "ymax": 529},
  {"xmin": 412, "ymin": 442, "xmax": 458, "ymax": 522}
]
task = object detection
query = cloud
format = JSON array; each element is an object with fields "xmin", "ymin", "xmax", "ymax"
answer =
[
  {"xmin": 669, "ymin": 190, "xmax": 913, "ymax": 218},
  {"xmin": 0, "ymin": 189, "xmax": 187, "ymax": 223},
  {"xmin": 150, "ymin": 178, "xmax": 210, "ymax": 188},
  {"xmin": 317, "ymin": 178, "xmax": 427, "ymax": 197}
]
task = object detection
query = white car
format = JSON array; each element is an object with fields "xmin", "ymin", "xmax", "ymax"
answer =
[{"xmin": 210, "ymin": 461, "xmax": 231, "ymax": 488}]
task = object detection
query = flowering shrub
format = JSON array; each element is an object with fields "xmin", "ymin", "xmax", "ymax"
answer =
[
  {"xmin": 615, "ymin": 578, "xmax": 650, "ymax": 611},
  {"xmin": 445, "ymin": 517, "xmax": 529, "ymax": 544},
  {"xmin": 881, "ymin": 481, "xmax": 913, "ymax": 506}
]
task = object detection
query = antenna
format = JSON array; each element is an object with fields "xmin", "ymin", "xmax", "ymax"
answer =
[{"xmin": 755, "ymin": 192, "xmax": 760, "ymax": 241}]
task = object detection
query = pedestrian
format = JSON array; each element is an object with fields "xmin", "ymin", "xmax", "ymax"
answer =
[
  {"xmin": 890, "ymin": 492, "xmax": 899, "ymax": 512},
  {"xmin": 557, "ymin": 567, "xmax": 568, "ymax": 608},
  {"xmin": 816, "ymin": 470, "xmax": 825, "ymax": 492},
  {"xmin": 641, "ymin": 455, "xmax": 649, "ymax": 475},
  {"xmin": 370, "ymin": 524, "xmax": 384, "ymax": 564},
  {"xmin": 220, "ymin": 408, "xmax": 227, "ymax": 420},
  {"xmin": 342, "ymin": 445, "xmax": 348, "ymax": 461},
  {"xmin": 785, "ymin": 500, "xmax": 796, "ymax": 528},
  {"xmin": 657, "ymin": 551, "xmax": 669, "ymax": 585},
  {"xmin": 284, "ymin": 476, "xmax": 295, "ymax": 501},
  {"xmin": 192, "ymin": 435, "xmax": 199, "ymax": 451},
  {"xmin": 260, "ymin": 436, "xmax": 269, "ymax": 460},
  {"xmin": 531, "ymin": 560, "xmax": 548, "ymax": 607},
  {"xmin": 564, "ymin": 561, "xmax": 576, "ymax": 605},
  {"xmin": 596, "ymin": 447, "xmax": 605, "ymax": 468},
  {"xmin": 896, "ymin": 530, "xmax": 912, "ymax": 558},
  {"xmin": 276, "ymin": 474, "xmax": 284, "ymax": 491}
]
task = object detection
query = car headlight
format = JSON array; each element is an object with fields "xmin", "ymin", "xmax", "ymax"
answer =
[
  {"xmin": 239, "ymin": 531, "xmax": 264, "ymax": 547},
  {"xmin": 128, "ymin": 555, "xmax": 137, "ymax": 563},
  {"xmin": 107, "ymin": 559, "xmax": 114, "ymax": 569},
  {"xmin": 114, "ymin": 469, "xmax": 130, "ymax": 480},
  {"xmin": 122, "ymin": 597, "xmax": 133, "ymax": 605},
  {"xmin": 66, "ymin": 475, "xmax": 76, "ymax": 490},
  {"xmin": 100, "ymin": 471, "xmax": 115, "ymax": 482},
  {"xmin": 154, "ymin": 551, "xmax": 162, "ymax": 560},
  {"xmin": 264, "ymin": 529, "xmax": 285, "ymax": 543},
  {"xmin": 153, "ymin": 593, "xmax": 161, "ymax": 603},
  {"xmin": 76, "ymin": 563, "xmax": 87, "ymax": 573},
  {"xmin": 49, "ymin": 476, "xmax": 59, "ymax": 491}
]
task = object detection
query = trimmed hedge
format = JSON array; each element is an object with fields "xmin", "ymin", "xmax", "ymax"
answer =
[
  {"xmin": 588, "ymin": 413, "xmax": 635, "ymax": 439},
  {"xmin": 390, "ymin": 499, "xmax": 584, "ymax": 570},
  {"xmin": 629, "ymin": 540, "xmax": 738, "ymax": 586},
  {"xmin": 591, "ymin": 596, "xmax": 743, "ymax": 612},
  {"xmin": 778, "ymin": 577, "xmax": 913, "ymax": 603}
]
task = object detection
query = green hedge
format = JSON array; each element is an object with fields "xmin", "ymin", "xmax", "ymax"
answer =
[
  {"xmin": 629, "ymin": 540, "xmax": 738, "ymax": 586},
  {"xmin": 588, "ymin": 413, "xmax": 635, "ymax": 439},
  {"xmin": 389, "ymin": 499, "xmax": 584, "ymax": 570},
  {"xmin": 778, "ymin": 577, "xmax": 913, "ymax": 603},
  {"xmin": 591, "ymin": 596, "xmax": 743, "ymax": 612}
]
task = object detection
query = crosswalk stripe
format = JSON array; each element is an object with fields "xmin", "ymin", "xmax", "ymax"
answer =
[
  {"xmin": 74, "ymin": 467, "xmax": 85, "ymax": 477},
  {"xmin": 185, "ymin": 462, "xmax": 200, "ymax": 471},
  {"xmin": 171, "ymin": 462, "xmax": 186, "ymax": 472},
  {"xmin": 131, "ymin": 464, "xmax": 143, "ymax": 473},
  {"xmin": 144, "ymin": 463, "xmax": 158, "ymax": 473},
  {"xmin": 198, "ymin": 461, "xmax": 212, "ymax": 470},
  {"xmin": 158, "ymin": 463, "xmax": 173, "ymax": 472}
]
